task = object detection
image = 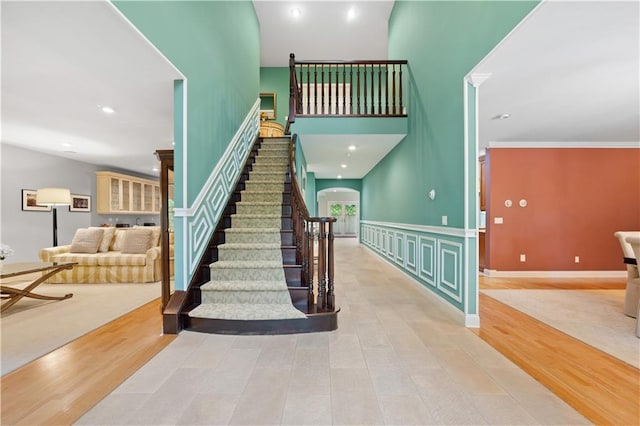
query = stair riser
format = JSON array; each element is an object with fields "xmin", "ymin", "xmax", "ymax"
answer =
[
  {"xmin": 258, "ymin": 144, "xmax": 289, "ymax": 156},
  {"xmin": 251, "ymin": 165, "xmax": 287, "ymax": 174},
  {"xmin": 241, "ymin": 192, "xmax": 283, "ymax": 202},
  {"xmin": 210, "ymin": 268, "xmax": 285, "ymax": 281},
  {"xmin": 225, "ymin": 232, "xmax": 282, "ymax": 245},
  {"xmin": 243, "ymin": 182, "xmax": 283, "ymax": 192},
  {"xmin": 231, "ymin": 216, "xmax": 280, "ymax": 228},
  {"xmin": 281, "ymin": 247, "xmax": 296, "ymax": 264},
  {"xmin": 201, "ymin": 290, "xmax": 293, "ymax": 305},
  {"xmin": 235, "ymin": 204, "xmax": 281, "ymax": 215},
  {"xmin": 248, "ymin": 173, "xmax": 287, "ymax": 182},
  {"xmin": 255, "ymin": 155, "xmax": 287, "ymax": 161},
  {"xmin": 285, "ymin": 266, "xmax": 302, "ymax": 286},
  {"xmin": 218, "ymin": 249, "xmax": 282, "ymax": 261}
]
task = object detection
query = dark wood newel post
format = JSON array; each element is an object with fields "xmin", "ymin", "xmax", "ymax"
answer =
[
  {"xmin": 307, "ymin": 221, "xmax": 315, "ymax": 308},
  {"xmin": 317, "ymin": 220, "xmax": 327, "ymax": 311},
  {"xmin": 327, "ymin": 219, "xmax": 335, "ymax": 311}
]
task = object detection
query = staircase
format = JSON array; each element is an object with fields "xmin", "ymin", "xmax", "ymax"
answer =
[{"xmin": 183, "ymin": 137, "xmax": 338, "ymax": 334}]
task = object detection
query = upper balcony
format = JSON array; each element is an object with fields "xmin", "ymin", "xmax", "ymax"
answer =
[{"xmin": 286, "ymin": 53, "xmax": 408, "ymax": 138}]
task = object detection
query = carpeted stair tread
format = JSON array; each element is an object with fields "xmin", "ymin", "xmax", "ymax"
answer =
[
  {"xmin": 189, "ymin": 303, "xmax": 306, "ymax": 320},
  {"xmin": 236, "ymin": 201, "xmax": 282, "ymax": 206},
  {"xmin": 201, "ymin": 280, "xmax": 288, "ymax": 291},
  {"xmin": 225, "ymin": 227, "xmax": 280, "ymax": 233},
  {"xmin": 210, "ymin": 260, "xmax": 283, "ymax": 269},
  {"xmin": 219, "ymin": 243, "xmax": 281, "ymax": 250},
  {"xmin": 231, "ymin": 214, "xmax": 281, "ymax": 218}
]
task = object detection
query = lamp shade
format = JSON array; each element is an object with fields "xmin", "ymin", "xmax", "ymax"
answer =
[{"xmin": 36, "ymin": 188, "xmax": 72, "ymax": 206}]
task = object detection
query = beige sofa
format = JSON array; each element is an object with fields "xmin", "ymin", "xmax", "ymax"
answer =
[
  {"xmin": 39, "ymin": 226, "xmax": 162, "ymax": 283},
  {"xmin": 613, "ymin": 231, "xmax": 640, "ymax": 318}
]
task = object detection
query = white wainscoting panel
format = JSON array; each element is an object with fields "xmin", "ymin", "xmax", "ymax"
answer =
[{"xmin": 361, "ymin": 221, "xmax": 465, "ymax": 311}]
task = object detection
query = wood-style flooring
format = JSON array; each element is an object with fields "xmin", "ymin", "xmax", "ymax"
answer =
[
  {"xmin": 476, "ymin": 276, "xmax": 639, "ymax": 426},
  {"xmin": 1, "ymin": 277, "xmax": 638, "ymax": 425},
  {"xmin": 0, "ymin": 298, "xmax": 175, "ymax": 425}
]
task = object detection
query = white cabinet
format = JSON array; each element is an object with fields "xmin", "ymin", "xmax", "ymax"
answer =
[{"xmin": 96, "ymin": 171, "xmax": 160, "ymax": 214}]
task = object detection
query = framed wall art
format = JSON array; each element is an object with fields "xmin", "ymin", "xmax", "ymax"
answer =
[
  {"xmin": 21, "ymin": 189, "xmax": 51, "ymax": 212},
  {"xmin": 69, "ymin": 194, "xmax": 91, "ymax": 212}
]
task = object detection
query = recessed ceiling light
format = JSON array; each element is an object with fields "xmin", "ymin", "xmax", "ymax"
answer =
[
  {"xmin": 341, "ymin": 164, "xmax": 347, "ymax": 168},
  {"xmin": 337, "ymin": 175, "xmax": 342, "ymax": 179},
  {"xmin": 152, "ymin": 167, "xmax": 159, "ymax": 172},
  {"xmin": 101, "ymin": 106, "xmax": 115, "ymax": 114},
  {"xmin": 348, "ymin": 145, "xmax": 356, "ymax": 151},
  {"xmin": 290, "ymin": 8, "xmax": 301, "ymax": 18},
  {"xmin": 347, "ymin": 8, "xmax": 357, "ymax": 21},
  {"xmin": 61, "ymin": 142, "xmax": 72, "ymax": 148},
  {"xmin": 493, "ymin": 113, "xmax": 510, "ymax": 120}
]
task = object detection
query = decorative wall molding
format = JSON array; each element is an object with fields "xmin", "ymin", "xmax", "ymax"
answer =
[
  {"xmin": 174, "ymin": 98, "xmax": 260, "ymax": 278},
  {"xmin": 487, "ymin": 141, "xmax": 640, "ymax": 149},
  {"xmin": 360, "ymin": 219, "xmax": 473, "ymax": 237},
  {"xmin": 361, "ymin": 222, "xmax": 465, "ymax": 311},
  {"xmin": 437, "ymin": 240, "xmax": 463, "ymax": 303}
]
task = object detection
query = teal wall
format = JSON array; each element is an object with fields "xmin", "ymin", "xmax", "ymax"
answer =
[
  {"xmin": 114, "ymin": 0, "xmax": 260, "ymax": 206},
  {"xmin": 260, "ymin": 67, "xmax": 289, "ymax": 127},
  {"xmin": 306, "ymin": 172, "xmax": 317, "ymax": 216},
  {"xmin": 360, "ymin": 0, "xmax": 538, "ymax": 323},
  {"xmin": 362, "ymin": 0, "xmax": 537, "ymax": 227}
]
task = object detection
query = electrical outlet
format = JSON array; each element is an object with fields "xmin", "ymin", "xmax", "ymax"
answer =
[
  {"xmin": 441, "ymin": 215, "xmax": 448, "ymax": 226},
  {"xmin": 575, "ymin": 256, "xmax": 580, "ymax": 263},
  {"xmin": 494, "ymin": 217, "xmax": 504, "ymax": 224},
  {"xmin": 520, "ymin": 254, "xmax": 526, "ymax": 262}
]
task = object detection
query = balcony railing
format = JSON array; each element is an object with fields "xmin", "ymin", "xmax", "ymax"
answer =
[{"xmin": 287, "ymin": 53, "xmax": 407, "ymax": 132}]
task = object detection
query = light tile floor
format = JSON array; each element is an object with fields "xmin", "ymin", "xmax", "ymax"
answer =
[{"xmin": 77, "ymin": 239, "xmax": 590, "ymax": 425}]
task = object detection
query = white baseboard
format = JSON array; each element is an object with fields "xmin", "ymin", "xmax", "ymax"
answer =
[
  {"xmin": 483, "ymin": 269, "xmax": 626, "ymax": 278},
  {"xmin": 465, "ymin": 314, "xmax": 480, "ymax": 328}
]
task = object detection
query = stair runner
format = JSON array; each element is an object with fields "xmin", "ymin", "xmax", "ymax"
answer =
[{"xmin": 189, "ymin": 138, "xmax": 306, "ymax": 321}]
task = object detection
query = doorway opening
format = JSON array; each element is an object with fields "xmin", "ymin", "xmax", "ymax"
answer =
[{"xmin": 317, "ymin": 188, "xmax": 360, "ymax": 239}]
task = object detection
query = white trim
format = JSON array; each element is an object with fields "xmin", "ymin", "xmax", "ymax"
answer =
[
  {"xmin": 465, "ymin": 1, "xmax": 545, "ymax": 79},
  {"xmin": 484, "ymin": 269, "xmax": 627, "ymax": 278},
  {"xmin": 465, "ymin": 314, "xmax": 480, "ymax": 328},
  {"xmin": 487, "ymin": 141, "xmax": 640, "ymax": 149},
  {"xmin": 360, "ymin": 220, "xmax": 472, "ymax": 237},
  {"xmin": 361, "ymin": 243, "xmax": 466, "ymax": 326},
  {"xmin": 469, "ymin": 73, "xmax": 492, "ymax": 88},
  {"xmin": 108, "ymin": 3, "xmax": 185, "ymax": 78}
]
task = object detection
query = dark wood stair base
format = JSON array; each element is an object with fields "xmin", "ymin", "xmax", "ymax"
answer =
[{"xmin": 184, "ymin": 307, "xmax": 339, "ymax": 335}]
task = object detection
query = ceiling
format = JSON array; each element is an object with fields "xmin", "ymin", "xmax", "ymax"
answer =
[
  {"xmin": 2, "ymin": 0, "xmax": 638, "ymax": 182},
  {"xmin": 474, "ymin": 0, "xmax": 639, "ymax": 149},
  {"xmin": 1, "ymin": 0, "xmax": 181, "ymax": 177}
]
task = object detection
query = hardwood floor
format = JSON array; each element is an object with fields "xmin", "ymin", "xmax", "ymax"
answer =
[
  {"xmin": 1, "ymin": 277, "xmax": 637, "ymax": 425},
  {"xmin": 0, "ymin": 298, "xmax": 175, "ymax": 426},
  {"xmin": 476, "ymin": 276, "xmax": 640, "ymax": 425}
]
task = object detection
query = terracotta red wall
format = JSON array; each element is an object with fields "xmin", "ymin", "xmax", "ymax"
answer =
[{"xmin": 485, "ymin": 148, "xmax": 640, "ymax": 271}]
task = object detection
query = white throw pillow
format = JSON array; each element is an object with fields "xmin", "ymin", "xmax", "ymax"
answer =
[
  {"xmin": 70, "ymin": 228, "xmax": 104, "ymax": 254},
  {"xmin": 120, "ymin": 229, "xmax": 153, "ymax": 254},
  {"xmin": 90, "ymin": 226, "xmax": 116, "ymax": 252}
]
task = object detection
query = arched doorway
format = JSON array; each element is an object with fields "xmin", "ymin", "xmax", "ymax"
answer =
[{"xmin": 317, "ymin": 188, "xmax": 360, "ymax": 238}]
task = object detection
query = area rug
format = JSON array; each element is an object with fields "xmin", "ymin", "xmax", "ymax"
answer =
[
  {"xmin": 481, "ymin": 289, "xmax": 639, "ymax": 368},
  {"xmin": 1, "ymin": 281, "xmax": 161, "ymax": 375}
]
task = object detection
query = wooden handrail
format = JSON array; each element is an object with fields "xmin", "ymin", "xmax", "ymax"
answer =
[
  {"xmin": 287, "ymin": 52, "xmax": 407, "ymax": 129},
  {"xmin": 288, "ymin": 134, "xmax": 337, "ymax": 311}
]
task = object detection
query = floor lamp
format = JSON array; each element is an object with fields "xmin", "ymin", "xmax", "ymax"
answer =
[{"xmin": 36, "ymin": 188, "xmax": 71, "ymax": 247}]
